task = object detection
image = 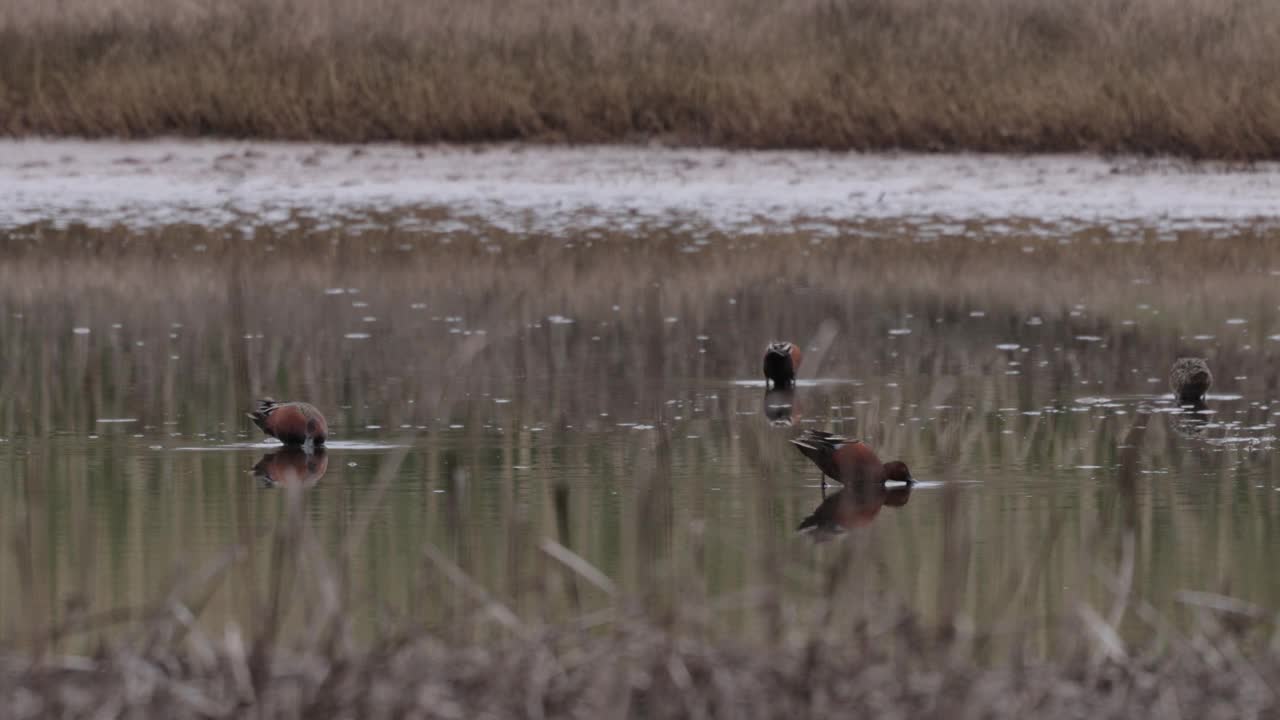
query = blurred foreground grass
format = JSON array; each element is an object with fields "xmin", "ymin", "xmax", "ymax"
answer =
[{"xmin": 3, "ymin": 437, "xmax": 1279, "ymax": 718}]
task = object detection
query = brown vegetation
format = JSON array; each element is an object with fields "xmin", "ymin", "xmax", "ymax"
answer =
[{"xmin": 2, "ymin": 0, "xmax": 1280, "ymax": 157}]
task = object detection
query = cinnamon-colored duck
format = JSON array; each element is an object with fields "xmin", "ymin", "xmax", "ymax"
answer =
[
  {"xmin": 247, "ymin": 399, "xmax": 328, "ymax": 446},
  {"xmin": 790, "ymin": 429, "xmax": 913, "ymax": 488}
]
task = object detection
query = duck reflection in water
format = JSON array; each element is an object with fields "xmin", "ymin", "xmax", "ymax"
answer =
[
  {"xmin": 798, "ymin": 482, "xmax": 912, "ymax": 542},
  {"xmin": 1168, "ymin": 358, "xmax": 1215, "ymax": 441},
  {"xmin": 253, "ymin": 446, "xmax": 329, "ymax": 488},
  {"xmin": 763, "ymin": 388, "xmax": 799, "ymax": 427},
  {"xmin": 1171, "ymin": 399, "xmax": 1212, "ymax": 441}
]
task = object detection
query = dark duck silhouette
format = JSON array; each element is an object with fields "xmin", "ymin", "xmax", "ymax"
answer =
[
  {"xmin": 253, "ymin": 446, "xmax": 329, "ymax": 488},
  {"xmin": 1169, "ymin": 358, "xmax": 1212, "ymax": 406},
  {"xmin": 247, "ymin": 398, "xmax": 328, "ymax": 446},
  {"xmin": 790, "ymin": 429, "xmax": 913, "ymax": 488},
  {"xmin": 763, "ymin": 341, "xmax": 802, "ymax": 388}
]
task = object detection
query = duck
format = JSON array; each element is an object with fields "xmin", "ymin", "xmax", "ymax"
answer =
[
  {"xmin": 763, "ymin": 341, "xmax": 802, "ymax": 388},
  {"xmin": 247, "ymin": 398, "xmax": 328, "ymax": 447},
  {"xmin": 1169, "ymin": 358, "xmax": 1212, "ymax": 405},
  {"xmin": 790, "ymin": 429, "xmax": 913, "ymax": 488}
]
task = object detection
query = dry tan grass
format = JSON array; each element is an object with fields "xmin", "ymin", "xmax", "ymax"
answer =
[{"xmin": 2, "ymin": 0, "xmax": 1280, "ymax": 157}]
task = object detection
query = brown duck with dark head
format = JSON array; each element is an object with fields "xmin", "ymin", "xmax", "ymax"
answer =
[
  {"xmin": 247, "ymin": 398, "xmax": 328, "ymax": 446},
  {"xmin": 790, "ymin": 429, "xmax": 913, "ymax": 488}
]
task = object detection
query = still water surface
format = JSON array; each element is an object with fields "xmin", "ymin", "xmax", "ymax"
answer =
[{"xmin": 2, "ymin": 226, "xmax": 1279, "ymax": 642}]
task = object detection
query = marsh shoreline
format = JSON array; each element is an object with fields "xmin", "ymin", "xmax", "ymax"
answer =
[{"xmin": 3, "ymin": 139, "xmax": 1280, "ymax": 233}]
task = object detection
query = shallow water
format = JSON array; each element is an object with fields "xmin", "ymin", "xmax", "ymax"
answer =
[{"xmin": 3, "ymin": 222, "xmax": 1280, "ymax": 644}]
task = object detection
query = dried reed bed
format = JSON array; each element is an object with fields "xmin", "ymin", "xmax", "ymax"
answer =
[{"xmin": 3, "ymin": 0, "xmax": 1280, "ymax": 157}]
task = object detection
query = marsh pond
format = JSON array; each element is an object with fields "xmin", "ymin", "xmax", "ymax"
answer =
[{"xmin": 2, "ymin": 141, "xmax": 1279, "ymax": 648}]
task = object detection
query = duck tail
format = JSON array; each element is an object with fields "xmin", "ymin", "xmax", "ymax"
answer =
[
  {"xmin": 789, "ymin": 436, "xmax": 831, "ymax": 468},
  {"xmin": 797, "ymin": 513, "xmax": 822, "ymax": 532},
  {"xmin": 246, "ymin": 398, "xmax": 279, "ymax": 431}
]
